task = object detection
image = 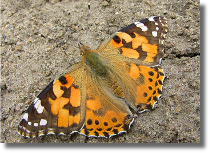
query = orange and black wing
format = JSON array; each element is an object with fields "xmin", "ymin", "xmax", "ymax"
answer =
[
  {"xmin": 97, "ymin": 16, "xmax": 168, "ymax": 112},
  {"xmin": 18, "ymin": 63, "xmax": 87, "ymax": 138}
]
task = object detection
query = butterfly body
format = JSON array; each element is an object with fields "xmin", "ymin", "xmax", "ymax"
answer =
[
  {"xmin": 18, "ymin": 16, "xmax": 167, "ymax": 138},
  {"xmin": 85, "ymin": 51, "xmax": 107, "ymax": 77}
]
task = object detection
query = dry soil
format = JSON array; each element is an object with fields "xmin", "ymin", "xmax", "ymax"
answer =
[{"xmin": 1, "ymin": 0, "xmax": 200, "ymax": 143}]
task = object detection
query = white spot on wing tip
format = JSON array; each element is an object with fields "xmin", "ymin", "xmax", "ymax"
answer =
[
  {"xmin": 37, "ymin": 105, "xmax": 44, "ymax": 114},
  {"xmin": 22, "ymin": 113, "xmax": 28, "ymax": 121},
  {"xmin": 34, "ymin": 123, "xmax": 38, "ymax": 127},
  {"xmin": 141, "ymin": 26, "xmax": 148, "ymax": 31},
  {"xmin": 134, "ymin": 21, "xmax": 144, "ymax": 27},
  {"xmin": 33, "ymin": 98, "xmax": 44, "ymax": 114},
  {"xmin": 152, "ymin": 31, "xmax": 158, "ymax": 37},
  {"xmin": 40, "ymin": 119, "xmax": 47, "ymax": 126},
  {"xmin": 148, "ymin": 16, "xmax": 155, "ymax": 21},
  {"xmin": 134, "ymin": 21, "xmax": 148, "ymax": 31}
]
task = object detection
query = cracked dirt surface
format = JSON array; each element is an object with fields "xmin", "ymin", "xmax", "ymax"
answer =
[{"xmin": 1, "ymin": 0, "xmax": 200, "ymax": 143}]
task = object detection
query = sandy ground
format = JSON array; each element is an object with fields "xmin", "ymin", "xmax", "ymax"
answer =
[{"xmin": 1, "ymin": 0, "xmax": 200, "ymax": 143}]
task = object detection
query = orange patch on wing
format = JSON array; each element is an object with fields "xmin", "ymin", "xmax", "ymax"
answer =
[
  {"xmin": 111, "ymin": 32, "xmax": 133, "ymax": 48},
  {"xmin": 111, "ymin": 37, "xmax": 123, "ymax": 48},
  {"xmin": 73, "ymin": 113, "xmax": 81, "ymax": 124},
  {"xmin": 70, "ymin": 86, "xmax": 80, "ymax": 107},
  {"xmin": 144, "ymin": 53, "xmax": 156, "ymax": 62},
  {"xmin": 53, "ymin": 75, "xmax": 74, "ymax": 97},
  {"xmin": 49, "ymin": 96, "xmax": 81, "ymax": 128},
  {"xmin": 135, "ymin": 65, "xmax": 164, "ymax": 108},
  {"xmin": 132, "ymin": 34, "xmax": 148, "ymax": 49},
  {"xmin": 84, "ymin": 110, "xmax": 97, "ymax": 136},
  {"xmin": 121, "ymin": 47, "xmax": 139, "ymax": 59},
  {"xmin": 49, "ymin": 97, "xmax": 69, "ymax": 115},
  {"xmin": 142, "ymin": 43, "xmax": 157, "ymax": 54},
  {"xmin": 141, "ymin": 43, "xmax": 157, "ymax": 63},
  {"xmin": 105, "ymin": 111, "xmax": 125, "ymax": 124},
  {"xmin": 117, "ymin": 32, "xmax": 133, "ymax": 43},
  {"xmin": 127, "ymin": 63, "xmax": 140, "ymax": 80},
  {"xmin": 136, "ymin": 85, "xmax": 148, "ymax": 104},
  {"xmin": 58, "ymin": 108, "xmax": 69, "ymax": 127},
  {"xmin": 68, "ymin": 113, "xmax": 80, "ymax": 126},
  {"xmin": 53, "ymin": 81, "xmax": 64, "ymax": 98},
  {"xmin": 83, "ymin": 109, "xmax": 127, "ymax": 137},
  {"xmin": 63, "ymin": 75, "xmax": 74, "ymax": 88},
  {"xmin": 68, "ymin": 115, "xmax": 74, "ymax": 126},
  {"xmin": 111, "ymin": 38, "xmax": 123, "ymax": 48},
  {"xmin": 86, "ymin": 96, "xmax": 101, "ymax": 111},
  {"xmin": 49, "ymin": 98, "xmax": 59, "ymax": 115}
]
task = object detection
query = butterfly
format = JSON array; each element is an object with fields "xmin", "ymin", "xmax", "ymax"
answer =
[{"xmin": 18, "ymin": 16, "xmax": 168, "ymax": 138}]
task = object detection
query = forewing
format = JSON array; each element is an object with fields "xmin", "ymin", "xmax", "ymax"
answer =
[
  {"xmin": 97, "ymin": 16, "xmax": 167, "ymax": 66},
  {"xmin": 96, "ymin": 16, "xmax": 167, "ymax": 112},
  {"xmin": 18, "ymin": 63, "xmax": 87, "ymax": 138}
]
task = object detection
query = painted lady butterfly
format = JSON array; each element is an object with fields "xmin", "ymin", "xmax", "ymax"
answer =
[{"xmin": 18, "ymin": 16, "xmax": 168, "ymax": 138}]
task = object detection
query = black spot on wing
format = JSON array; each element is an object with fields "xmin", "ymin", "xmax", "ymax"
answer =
[
  {"xmin": 63, "ymin": 102, "xmax": 80, "ymax": 116},
  {"xmin": 61, "ymin": 86, "xmax": 71, "ymax": 98},
  {"xmin": 59, "ymin": 76, "xmax": 68, "ymax": 85},
  {"xmin": 113, "ymin": 35, "xmax": 121, "ymax": 43}
]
